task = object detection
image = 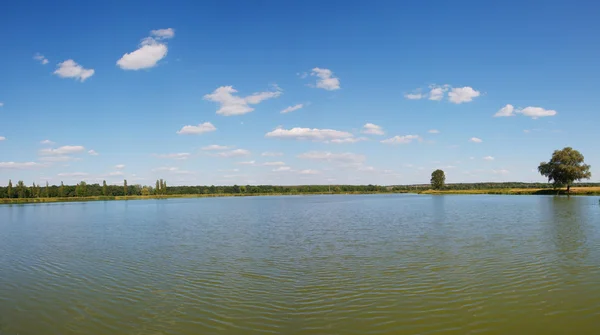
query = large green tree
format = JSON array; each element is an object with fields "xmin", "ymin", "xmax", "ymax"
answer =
[
  {"xmin": 124, "ymin": 179, "xmax": 128, "ymax": 196},
  {"xmin": 538, "ymin": 147, "xmax": 591, "ymax": 193},
  {"xmin": 8, "ymin": 180, "xmax": 13, "ymax": 198},
  {"xmin": 430, "ymin": 169, "xmax": 446, "ymax": 190},
  {"xmin": 102, "ymin": 180, "xmax": 107, "ymax": 196}
]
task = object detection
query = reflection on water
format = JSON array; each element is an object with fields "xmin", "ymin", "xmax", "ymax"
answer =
[{"xmin": 1, "ymin": 195, "xmax": 600, "ymax": 335}]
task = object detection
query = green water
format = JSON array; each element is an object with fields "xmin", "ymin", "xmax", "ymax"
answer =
[{"xmin": 1, "ymin": 194, "xmax": 599, "ymax": 334}]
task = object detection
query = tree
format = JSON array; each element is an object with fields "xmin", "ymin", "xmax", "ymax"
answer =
[
  {"xmin": 44, "ymin": 181, "xmax": 49, "ymax": 198},
  {"xmin": 17, "ymin": 181, "xmax": 25, "ymax": 198},
  {"xmin": 538, "ymin": 147, "xmax": 592, "ymax": 193},
  {"xmin": 163, "ymin": 181, "xmax": 167, "ymax": 195},
  {"xmin": 7, "ymin": 180, "xmax": 12, "ymax": 198},
  {"xmin": 124, "ymin": 179, "xmax": 128, "ymax": 196},
  {"xmin": 431, "ymin": 169, "xmax": 446, "ymax": 190},
  {"xmin": 60, "ymin": 181, "xmax": 64, "ymax": 197},
  {"xmin": 76, "ymin": 181, "xmax": 87, "ymax": 197},
  {"xmin": 102, "ymin": 180, "xmax": 107, "ymax": 196},
  {"xmin": 155, "ymin": 180, "xmax": 160, "ymax": 195}
]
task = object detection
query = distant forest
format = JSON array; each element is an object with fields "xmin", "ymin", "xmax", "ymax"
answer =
[{"xmin": 1, "ymin": 179, "xmax": 600, "ymax": 199}]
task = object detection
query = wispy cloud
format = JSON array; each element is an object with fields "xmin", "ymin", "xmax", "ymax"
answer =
[
  {"xmin": 280, "ymin": 104, "xmax": 304, "ymax": 114},
  {"xmin": 204, "ymin": 85, "xmax": 282, "ymax": 116},
  {"xmin": 177, "ymin": 122, "xmax": 216, "ymax": 135}
]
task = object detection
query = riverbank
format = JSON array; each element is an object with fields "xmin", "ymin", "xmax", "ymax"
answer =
[
  {"xmin": 1, "ymin": 187, "xmax": 599, "ymax": 204},
  {"xmin": 420, "ymin": 186, "xmax": 600, "ymax": 195},
  {"xmin": 0, "ymin": 191, "xmax": 405, "ymax": 204}
]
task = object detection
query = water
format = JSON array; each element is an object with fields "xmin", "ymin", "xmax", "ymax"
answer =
[{"xmin": 1, "ymin": 194, "xmax": 600, "ymax": 334}]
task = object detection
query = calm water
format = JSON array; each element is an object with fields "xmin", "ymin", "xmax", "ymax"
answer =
[{"xmin": 1, "ymin": 194, "xmax": 600, "ymax": 334}]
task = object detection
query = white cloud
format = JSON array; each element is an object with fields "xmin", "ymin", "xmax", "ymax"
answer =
[
  {"xmin": 57, "ymin": 172, "xmax": 88, "ymax": 177},
  {"xmin": 298, "ymin": 151, "xmax": 366, "ymax": 164},
  {"xmin": 152, "ymin": 166, "xmax": 193, "ymax": 175},
  {"xmin": 483, "ymin": 156, "xmax": 495, "ymax": 161},
  {"xmin": 492, "ymin": 169, "xmax": 509, "ymax": 175},
  {"xmin": 115, "ymin": 164, "xmax": 125, "ymax": 169},
  {"xmin": 265, "ymin": 127, "xmax": 353, "ymax": 142},
  {"xmin": 117, "ymin": 28, "xmax": 174, "ymax": 70},
  {"xmin": 448, "ymin": 86, "xmax": 480, "ymax": 104},
  {"xmin": 429, "ymin": 85, "xmax": 449, "ymax": 101},
  {"xmin": 54, "ymin": 60, "xmax": 95, "ymax": 82},
  {"xmin": 236, "ymin": 160, "xmax": 256, "ymax": 165},
  {"xmin": 108, "ymin": 171, "xmax": 124, "ymax": 176},
  {"xmin": 261, "ymin": 152, "xmax": 283, "ymax": 157},
  {"xmin": 494, "ymin": 104, "xmax": 515, "ymax": 117},
  {"xmin": 280, "ymin": 104, "xmax": 304, "ymax": 114},
  {"xmin": 517, "ymin": 106, "xmax": 557, "ymax": 119},
  {"xmin": 216, "ymin": 149, "xmax": 250, "ymax": 158},
  {"xmin": 201, "ymin": 144, "xmax": 230, "ymax": 151},
  {"xmin": 154, "ymin": 153, "xmax": 191, "ymax": 160},
  {"xmin": 40, "ymin": 145, "xmax": 85, "ymax": 155},
  {"xmin": 204, "ymin": 85, "xmax": 282, "ymax": 116},
  {"xmin": 88, "ymin": 149, "xmax": 99, "ymax": 156},
  {"xmin": 361, "ymin": 123, "xmax": 384, "ymax": 135},
  {"xmin": 34, "ymin": 53, "xmax": 49, "ymax": 65},
  {"xmin": 380, "ymin": 135, "xmax": 421, "ymax": 144},
  {"xmin": 428, "ymin": 129, "xmax": 440, "ymax": 134},
  {"xmin": 0, "ymin": 102, "xmax": 3, "ymax": 107},
  {"xmin": 273, "ymin": 166, "xmax": 291, "ymax": 172},
  {"xmin": 40, "ymin": 139, "xmax": 55, "ymax": 145},
  {"xmin": 0, "ymin": 162, "xmax": 40, "ymax": 169},
  {"xmin": 39, "ymin": 156, "xmax": 78, "ymax": 162},
  {"xmin": 310, "ymin": 68, "xmax": 341, "ymax": 90},
  {"xmin": 298, "ymin": 169, "xmax": 320, "ymax": 175},
  {"xmin": 331, "ymin": 137, "xmax": 368, "ymax": 144},
  {"xmin": 404, "ymin": 93, "xmax": 424, "ymax": 100},
  {"xmin": 262, "ymin": 161, "xmax": 286, "ymax": 166},
  {"xmin": 469, "ymin": 137, "xmax": 483, "ymax": 143},
  {"xmin": 150, "ymin": 28, "xmax": 175, "ymax": 39},
  {"xmin": 177, "ymin": 122, "xmax": 216, "ymax": 135},
  {"xmin": 0, "ymin": 136, "xmax": 5, "ymax": 141}
]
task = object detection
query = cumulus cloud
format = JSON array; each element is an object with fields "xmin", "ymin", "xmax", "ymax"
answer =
[
  {"xmin": 265, "ymin": 127, "xmax": 353, "ymax": 142},
  {"xmin": 404, "ymin": 93, "xmax": 424, "ymax": 100},
  {"xmin": 280, "ymin": 104, "xmax": 304, "ymax": 114},
  {"xmin": 204, "ymin": 85, "xmax": 282, "ymax": 116},
  {"xmin": 54, "ymin": 60, "xmax": 95, "ymax": 82},
  {"xmin": 154, "ymin": 153, "xmax": 191, "ymax": 160},
  {"xmin": 517, "ymin": 106, "xmax": 557, "ymax": 119},
  {"xmin": 88, "ymin": 149, "xmax": 99, "ymax": 156},
  {"xmin": 0, "ymin": 162, "xmax": 40, "ymax": 169},
  {"xmin": 215, "ymin": 149, "xmax": 250, "ymax": 158},
  {"xmin": 380, "ymin": 135, "xmax": 421, "ymax": 144},
  {"xmin": 298, "ymin": 151, "xmax": 366, "ymax": 164},
  {"xmin": 117, "ymin": 28, "xmax": 174, "ymax": 70},
  {"xmin": 448, "ymin": 86, "xmax": 481, "ymax": 104},
  {"xmin": 428, "ymin": 129, "xmax": 440, "ymax": 134},
  {"xmin": 298, "ymin": 169, "xmax": 320, "ymax": 175},
  {"xmin": 115, "ymin": 164, "xmax": 125, "ymax": 169},
  {"xmin": 40, "ymin": 145, "xmax": 85, "ymax": 155},
  {"xmin": 331, "ymin": 137, "xmax": 368, "ymax": 144},
  {"xmin": 483, "ymin": 156, "xmax": 495, "ymax": 161},
  {"xmin": 201, "ymin": 144, "xmax": 231, "ymax": 151},
  {"xmin": 429, "ymin": 85, "xmax": 449, "ymax": 101},
  {"xmin": 263, "ymin": 161, "xmax": 286, "ymax": 166},
  {"xmin": 310, "ymin": 68, "xmax": 341, "ymax": 90},
  {"xmin": 261, "ymin": 152, "xmax": 283, "ymax": 157},
  {"xmin": 57, "ymin": 172, "xmax": 88, "ymax": 177},
  {"xmin": 177, "ymin": 122, "xmax": 216, "ymax": 135},
  {"xmin": 494, "ymin": 104, "xmax": 515, "ymax": 117},
  {"xmin": 469, "ymin": 137, "xmax": 483, "ymax": 143},
  {"xmin": 34, "ymin": 53, "xmax": 49, "ymax": 65},
  {"xmin": 361, "ymin": 123, "xmax": 384, "ymax": 135}
]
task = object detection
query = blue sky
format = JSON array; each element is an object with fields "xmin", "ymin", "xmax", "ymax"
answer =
[{"xmin": 1, "ymin": 0, "xmax": 599, "ymax": 186}]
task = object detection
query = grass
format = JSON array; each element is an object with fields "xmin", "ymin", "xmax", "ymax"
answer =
[
  {"xmin": 0, "ymin": 191, "xmax": 408, "ymax": 205},
  {"xmin": 419, "ymin": 186, "xmax": 600, "ymax": 196},
  {"xmin": 1, "ymin": 187, "xmax": 599, "ymax": 205}
]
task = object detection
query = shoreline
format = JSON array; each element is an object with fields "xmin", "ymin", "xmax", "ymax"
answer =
[{"xmin": 1, "ymin": 187, "xmax": 599, "ymax": 204}]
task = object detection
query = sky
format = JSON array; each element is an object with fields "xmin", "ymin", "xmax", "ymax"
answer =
[{"xmin": 1, "ymin": 0, "xmax": 599, "ymax": 186}]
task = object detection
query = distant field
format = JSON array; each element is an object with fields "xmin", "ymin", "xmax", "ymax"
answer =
[{"xmin": 421, "ymin": 186, "xmax": 600, "ymax": 195}]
